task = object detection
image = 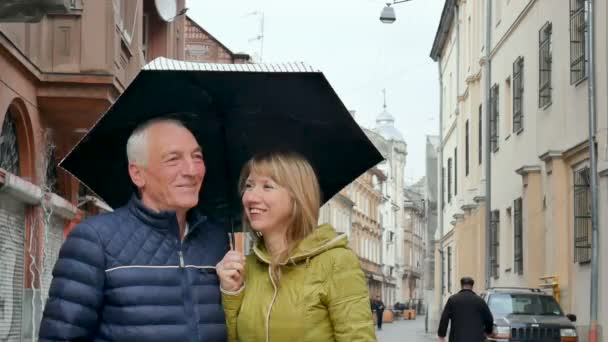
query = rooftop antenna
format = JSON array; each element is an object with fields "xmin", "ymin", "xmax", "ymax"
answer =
[
  {"xmin": 245, "ymin": 11, "xmax": 264, "ymax": 62},
  {"xmin": 382, "ymin": 88, "xmax": 388, "ymax": 110}
]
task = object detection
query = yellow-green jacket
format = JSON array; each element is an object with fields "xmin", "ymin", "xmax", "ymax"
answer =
[{"xmin": 222, "ymin": 224, "xmax": 376, "ymax": 342}]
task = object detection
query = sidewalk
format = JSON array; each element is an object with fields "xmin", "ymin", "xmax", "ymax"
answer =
[{"xmin": 376, "ymin": 316, "xmax": 437, "ymax": 342}]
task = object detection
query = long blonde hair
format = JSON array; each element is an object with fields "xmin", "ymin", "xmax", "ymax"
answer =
[{"xmin": 239, "ymin": 151, "xmax": 321, "ymax": 285}]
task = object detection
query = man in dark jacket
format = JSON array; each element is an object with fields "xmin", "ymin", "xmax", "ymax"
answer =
[
  {"xmin": 39, "ymin": 119, "xmax": 229, "ymax": 341},
  {"xmin": 371, "ymin": 295, "xmax": 386, "ymax": 330},
  {"xmin": 438, "ymin": 276, "xmax": 494, "ymax": 342}
]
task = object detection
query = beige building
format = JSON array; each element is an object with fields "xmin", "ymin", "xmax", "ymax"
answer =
[
  {"xmin": 429, "ymin": 0, "xmax": 488, "ymax": 332},
  {"xmin": 364, "ymin": 105, "xmax": 408, "ymax": 306},
  {"xmin": 349, "ymin": 167, "xmax": 385, "ymax": 299},
  {"xmin": 319, "ymin": 187, "xmax": 354, "ymax": 238},
  {"xmin": 403, "ymin": 180, "xmax": 426, "ymax": 308},
  {"xmin": 431, "ymin": 0, "xmax": 608, "ymax": 338}
]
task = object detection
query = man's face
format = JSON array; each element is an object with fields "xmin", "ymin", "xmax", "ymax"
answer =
[{"xmin": 129, "ymin": 122, "xmax": 205, "ymax": 213}]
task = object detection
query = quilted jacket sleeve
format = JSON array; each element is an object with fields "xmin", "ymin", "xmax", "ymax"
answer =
[
  {"xmin": 39, "ymin": 222, "xmax": 106, "ymax": 341},
  {"xmin": 324, "ymin": 249, "xmax": 376, "ymax": 342}
]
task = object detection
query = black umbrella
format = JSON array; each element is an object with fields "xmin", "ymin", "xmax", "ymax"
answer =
[{"xmin": 60, "ymin": 57, "xmax": 384, "ymax": 224}]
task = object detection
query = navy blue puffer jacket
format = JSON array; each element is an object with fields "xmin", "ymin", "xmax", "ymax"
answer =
[{"xmin": 39, "ymin": 196, "xmax": 229, "ymax": 341}]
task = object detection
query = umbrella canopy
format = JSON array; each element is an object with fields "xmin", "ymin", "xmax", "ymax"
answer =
[{"xmin": 60, "ymin": 57, "xmax": 384, "ymax": 222}]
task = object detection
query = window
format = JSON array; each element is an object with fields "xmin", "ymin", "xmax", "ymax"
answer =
[
  {"xmin": 539, "ymin": 22, "xmax": 552, "ymax": 107},
  {"xmin": 447, "ymin": 246, "xmax": 453, "ymax": 293},
  {"xmin": 447, "ymin": 158, "xmax": 452, "ymax": 203},
  {"xmin": 0, "ymin": 111, "xmax": 20, "ymax": 175},
  {"xmin": 569, "ymin": 0, "xmax": 586, "ymax": 84},
  {"xmin": 479, "ymin": 105, "xmax": 482, "ymax": 164},
  {"xmin": 114, "ymin": 0, "xmax": 138, "ymax": 43},
  {"xmin": 142, "ymin": 13, "xmax": 150, "ymax": 61},
  {"xmin": 490, "ymin": 85, "xmax": 500, "ymax": 152},
  {"xmin": 465, "ymin": 120, "xmax": 470, "ymax": 176},
  {"xmin": 441, "ymin": 167, "xmax": 445, "ymax": 209},
  {"xmin": 490, "ymin": 210, "xmax": 500, "ymax": 279},
  {"xmin": 514, "ymin": 198, "xmax": 524, "ymax": 274},
  {"xmin": 454, "ymin": 148, "xmax": 458, "ymax": 196},
  {"xmin": 513, "ymin": 57, "xmax": 524, "ymax": 133},
  {"xmin": 574, "ymin": 167, "xmax": 591, "ymax": 263},
  {"xmin": 441, "ymin": 251, "xmax": 446, "ymax": 294}
]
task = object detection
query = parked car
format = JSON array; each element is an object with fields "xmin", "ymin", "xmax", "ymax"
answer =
[{"xmin": 481, "ymin": 287, "xmax": 578, "ymax": 342}]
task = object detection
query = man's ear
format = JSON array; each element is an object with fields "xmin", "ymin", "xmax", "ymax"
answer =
[{"xmin": 129, "ymin": 163, "xmax": 145, "ymax": 188}]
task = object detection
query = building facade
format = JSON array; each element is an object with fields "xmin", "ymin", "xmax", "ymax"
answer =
[
  {"xmin": 431, "ymin": 0, "xmax": 608, "ymax": 338},
  {"xmin": 349, "ymin": 167, "xmax": 385, "ymax": 299},
  {"xmin": 403, "ymin": 180, "xmax": 426, "ymax": 309}
]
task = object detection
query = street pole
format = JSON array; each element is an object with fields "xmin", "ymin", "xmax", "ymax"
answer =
[
  {"xmin": 484, "ymin": 0, "xmax": 492, "ymax": 290},
  {"xmin": 585, "ymin": 0, "xmax": 600, "ymax": 341}
]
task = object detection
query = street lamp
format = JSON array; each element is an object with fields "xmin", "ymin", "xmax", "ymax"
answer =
[{"xmin": 379, "ymin": 0, "xmax": 413, "ymax": 24}]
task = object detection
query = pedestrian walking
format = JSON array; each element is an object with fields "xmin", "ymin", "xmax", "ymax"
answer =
[
  {"xmin": 371, "ymin": 295, "xmax": 386, "ymax": 330},
  {"xmin": 437, "ymin": 276, "xmax": 494, "ymax": 342},
  {"xmin": 218, "ymin": 151, "xmax": 376, "ymax": 341}
]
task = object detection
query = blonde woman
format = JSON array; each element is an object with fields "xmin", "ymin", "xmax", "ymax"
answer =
[{"xmin": 216, "ymin": 151, "xmax": 376, "ymax": 342}]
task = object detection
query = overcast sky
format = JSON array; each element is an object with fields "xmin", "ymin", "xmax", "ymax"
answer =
[{"xmin": 186, "ymin": 0, "xmax": 444, "ymax": 184}]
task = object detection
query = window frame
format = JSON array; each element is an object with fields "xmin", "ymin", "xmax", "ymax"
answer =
[
  {"xmin": 512, "ymin": 57, "xmax": 524, "ymax": 133},
  {"xmin": 539, "ymin": 22, "xmax": 553, "ymax": 108},
  {"xmin": 569, "ymin": 0, "xmax": 587, "ymax": 84}
]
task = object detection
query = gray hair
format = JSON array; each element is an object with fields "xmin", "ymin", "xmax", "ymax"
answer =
[{"xmin": 126, "ymin": 118, "xmax": 188, "ymax": 167}]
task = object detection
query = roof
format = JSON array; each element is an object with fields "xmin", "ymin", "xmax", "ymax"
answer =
[
  {"xmin": 429, "ymin": 0, "xmax": 456, "ymax": 61},
  {"xmin": 185, "ymin": 16, "xmax": 246, "ymax": 60},
  {"xmin": 374, "ymin": 109, "xmax": 404, "ymax": 142}
]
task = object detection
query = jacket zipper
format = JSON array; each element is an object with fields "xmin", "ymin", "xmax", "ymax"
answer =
[
  {"xmin": 179, "ymin": 251, "xmax": 185, "ymax": 268},
  {"xmin": 179, "ymin": 235, "xmax": 197, "ymax": 342},
  {"xmin": 265, "ymin": 266, "xmax": 279, "ymax": 342}
]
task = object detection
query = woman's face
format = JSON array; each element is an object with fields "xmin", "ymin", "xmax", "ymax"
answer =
[{"xmin": 242, "ymin": 172, "xmax": 293, "ymax": 235}]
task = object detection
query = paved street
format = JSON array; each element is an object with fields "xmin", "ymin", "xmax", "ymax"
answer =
[{"xmin": 376, "ymin": 316, "xmax": 437, "ymax": 342}]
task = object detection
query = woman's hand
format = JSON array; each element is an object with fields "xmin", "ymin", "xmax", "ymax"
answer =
[{"xmin": 216, "ymin": 251, "xmax": 246, "ymax": 292}]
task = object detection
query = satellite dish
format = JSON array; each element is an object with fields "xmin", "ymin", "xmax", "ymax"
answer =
[{"xmin": 154, "ymin": 0, "xmax": 177, "ymax": 22}]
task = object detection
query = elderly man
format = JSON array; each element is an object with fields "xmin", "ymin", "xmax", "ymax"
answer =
[{"xmin": 39, "ymin": 119, "xmax": 229, "ymax": 341}]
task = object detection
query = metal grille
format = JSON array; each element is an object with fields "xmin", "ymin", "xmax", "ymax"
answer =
[
  {"xmin": 441, "ymin": 167, "xmax": 445, "ymax": 209},
  {"xmin": 447, "ymin": 246, "xmax": 452, "ymax": 293},
  {"xmin": 490, "ymin": 210, "xmax": 500, "ymax": 279},
  {"xmin": 478, "ymin": 105, "xmax": 482, "ymax": 164},
  {"xmin": 574, "ymin": 167, "xmax": 591, "ymax": 263},
  {"xmin": 454, "ymin": 147, "xmax": 457, "ymax": 196},
  {"xmin": 569, "ymin": 0, "xmax": 586, "ymax": 84},
  {"xmin": 465, "ymin": 120, "xmax": 470, "ymax": 176},
  {"xmin": 512, "ymin": 57, "xmax": 524, "ymax": 133},
  {"xmin": 447, "ymin": 158, "xmax": 452, "ymax": 203},
  {"xmin": 441, "ymin": 251, "xmax": 445, "ymax": 294},
  {"xmin": 0, "ymin": 193, "xmax": 25, "ymax": 341},
  {"xmin": 490, "ymin": 85, "xmax": 499, "ymax": 152},
  {"xmin": 511, "ymin": 326, "xmax": 561, "ymax": 341},
  {"xmin": 539, "ymin": 22, "xmax": 552, "ymax": 107},
  {"xmin": 514, "ymin": 198, "xmax": 524, "ymax": 275},
  {"xmin": 0, "ymin": 112, "xmax": 20, "ymax": 176}
]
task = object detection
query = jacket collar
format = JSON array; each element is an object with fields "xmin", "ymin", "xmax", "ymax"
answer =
[
  {"xmin": 459, "ymin": 288, "xmax": 476, "ymax": 294},
  {"xmin": 253, "ymin": 224, "xmax": 347, "ymax": 265},
  {"xmin": 127, "ymin": 194, "xmax": 207, "ymax": 238}
]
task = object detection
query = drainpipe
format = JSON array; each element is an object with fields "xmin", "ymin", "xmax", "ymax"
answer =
[
  {"xmin": 585, "ymin": 0, "xmax": 600, "ymax": 341},
  {"xmin": 484, "ymin": 0, "xmax": 493, "ymax": 290},
  {"xmin": 429, "ymin": 53, "xmax": 444, "ymax": 333},
  {"xmin": 455, "ymin": 4, "xmax": 460, "ymax": 118}
]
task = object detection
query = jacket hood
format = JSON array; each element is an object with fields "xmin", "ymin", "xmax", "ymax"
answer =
[{"xmin": 253, "ymin": 224, "xmax": 347, "ymax": 264}]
